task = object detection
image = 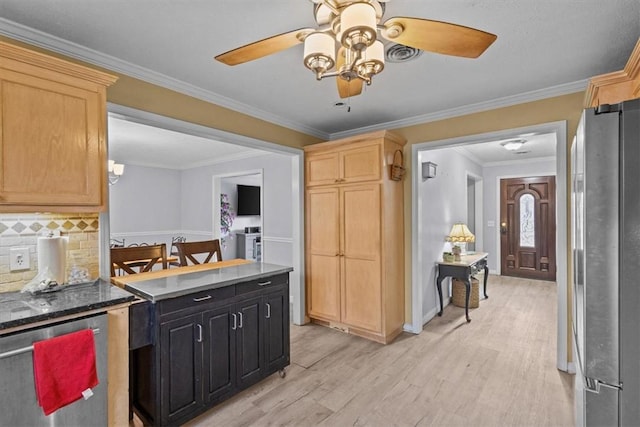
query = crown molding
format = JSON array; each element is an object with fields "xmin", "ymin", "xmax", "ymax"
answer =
[
  {"xmin": 482, "ymin": 156, "xmax": 556, "ymax": 168},
  {"xmin": 121, "ymin": 150, "xmax": 269, "ymax": 171},
  {"xmin": 0, "ymin": 17, "xmax": 588, "ymax": 143},
  {"xmin": 329, "ymin": 80, "xmax": 588, "ymax": 140},
  {"xmin": 182, "ymin": 150, "xmax": 269, "ymax": 170},
  {"xmin": 0, "ymin": 17, "xmax": 329, "ymax": 140},
  {"xmin": 452, "ymin": 146, "xmax": 556, "ymax": 168}
]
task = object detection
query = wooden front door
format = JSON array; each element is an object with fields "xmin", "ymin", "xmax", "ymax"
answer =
[{"xmin": 500, "ymin": 176, "xmax": 556, "ymax": 281}]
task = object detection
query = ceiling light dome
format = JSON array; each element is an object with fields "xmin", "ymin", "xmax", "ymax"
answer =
[{"xmin": 501, "ymin": 139, "xmax": 526, "ymax": 151}]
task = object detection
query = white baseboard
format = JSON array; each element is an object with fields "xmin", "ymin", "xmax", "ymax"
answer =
[{"xmin": 423, "ymin": 306, "xmax": 440, "ymax": 326}]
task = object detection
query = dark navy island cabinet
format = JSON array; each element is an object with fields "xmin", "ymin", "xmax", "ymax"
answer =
[{"xmin": 130, "ymin": 273, "xmax": 290, "ymax": 426}]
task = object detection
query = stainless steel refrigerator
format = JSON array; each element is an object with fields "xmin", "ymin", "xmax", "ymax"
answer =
[{"xmin": 571, "ymin": 98, "xmax": 640, "ymax": 426}]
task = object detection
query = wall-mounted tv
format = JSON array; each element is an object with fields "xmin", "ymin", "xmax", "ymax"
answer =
[{"xmin": 236, "ymin": 185, "xmax": 260, "ymax": 216}]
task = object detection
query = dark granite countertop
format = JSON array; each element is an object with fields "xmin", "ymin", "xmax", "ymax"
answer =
[
  {"xmin": 0, "ymin": 279, "xmax": 135, "ymax": 333},
  {"xmin": 123, "ymin": 262, "xmax": 294, "ymax": 302}
]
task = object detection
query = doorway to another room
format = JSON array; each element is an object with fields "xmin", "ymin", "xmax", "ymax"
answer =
[
  {"xmin": 216, "ymin": 172, "xmax": 263, "ymax": 262},
  {"xmin": 411, "ymin": 120, "xmax": 569, "ymax": 372}
]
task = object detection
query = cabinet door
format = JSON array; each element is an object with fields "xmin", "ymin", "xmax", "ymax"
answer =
[
  {"xmin": 236, "ymin": 295, "xmax": 265, "ymax": 389},
  {"xmin": 0, "ymin": 69, "xmax": 104, "ymax": 207},
  {"xmin": 264, "ymin": 285, "xmax": 290, "ymax": 374},
  {"xmin": 341, "ymin": 184, "xmax": 382, "ymax": 332},
  {"xmin": 160, "ymin": 313, "xmax": 203, "ymax": 425},
  {"xmin": 202, "ymin": 304, "xmax": 236, "ymax": 404},
  {"xmin": 306, "ymin": 188, "xmax": 341, "ymax": 321},
  {"xmin": 341, "ymin": 144, "xmax": 381, "ymax": 184},
  {"xmin": 306, "ymin": 152, "xmax": 340, "ymax": 186}
]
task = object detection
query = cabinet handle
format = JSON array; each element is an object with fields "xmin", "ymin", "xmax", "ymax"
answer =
[
  {"xmin": 238, "ymin": 312, "xmax": 243, "ymax": 328},
  {"xmin": 231, "ymin": 313, "xmax": 237, "ymax": 330},
  {"xmin": 258, "ymin": 281, "xmax": 271, "ymax": 286},
  {"xmin": 266, "ymin": 303, "xmax": 271, "ymax": 319},
  {"xmin": 193, "ymin": 295, "xmax": 212, "ymax": 302},
  {"xmin": 196, "ymin": 324, "xmax": 203, "ymax": 343}
]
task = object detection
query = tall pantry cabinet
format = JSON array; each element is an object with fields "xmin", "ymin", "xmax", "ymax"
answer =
[{"xmin": 304, "ymin": 130, "xmax": 405, "ymax": 344}]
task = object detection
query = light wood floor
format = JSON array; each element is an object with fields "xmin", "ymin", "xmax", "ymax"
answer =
[{"xmin": 157, "ymin": 275, "xmax": 574, "ymax": 426}]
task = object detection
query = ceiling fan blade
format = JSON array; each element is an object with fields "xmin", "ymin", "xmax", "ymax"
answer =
[
  {"xmin": 337, "ymin": 76, "xmax": 363, "ymax": 98},
  {"xmin": 381, "ymin": 17, "xmax": 497, "ymax": 58},
  {"xmin": 215, "ymin": 28, "xmax": 314, "ymax": 66},
  {"xmin": 336, "ymin": 47, "xmax": 363, "ymax": 98}
]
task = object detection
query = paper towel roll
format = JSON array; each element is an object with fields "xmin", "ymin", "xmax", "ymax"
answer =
[{"xmin": 37, "ymin": 236, "xmax": 68, "ymax": 285}]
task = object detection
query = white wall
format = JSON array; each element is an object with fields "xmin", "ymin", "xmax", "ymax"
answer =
[
  {"xmin": 109, "ymin": 164, "xmax": 182, "ymax": 248},
  {"xmin": 418, "ymin": 148, "xmax": 483, "ymax": 321},
  {"xmin": 180, "ymin": 152, "xmax": 293, "ymax": 267},
  {"xmin": 481, "ymin": 158, "xmax": 556, "ymax": 272},
  {"xmin": 109, "ymin": 154, "xmax": 294, "ymax": 276}
]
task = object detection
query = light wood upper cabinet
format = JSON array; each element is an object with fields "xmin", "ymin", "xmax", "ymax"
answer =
[
  {"xmin": 306, "ymin": 152, "xmax": 340, "ymax": 187},
  {"xmin": 0, "ymin": 41, "xmax": 117, "ymax": 212},
  {"xmin": 306, "ymin": 143, "xmax": 380, "ymax": 187}
]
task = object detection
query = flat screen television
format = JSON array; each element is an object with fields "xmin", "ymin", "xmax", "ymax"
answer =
[{"xmin": 236, "ymin": 185, "xmax": 260, "ymax": 216}]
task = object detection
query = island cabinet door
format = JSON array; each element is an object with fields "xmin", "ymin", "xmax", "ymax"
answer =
[
  {"xmin": 264, "ymin": 284, "xmax": 290, "ymax": 374},
  {"xmin": 202, "ymin": 303, "xmax": 237, "ymax": 405},
  {"xmin": 236, "ymin": 295, "xmax": 266, "ymax": 390},
  {"xmin": 159, "ymin": 313, "xmax": 204, "ymax": 425}
]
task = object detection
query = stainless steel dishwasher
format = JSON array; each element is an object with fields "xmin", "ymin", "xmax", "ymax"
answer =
[{"xmin": 0, "ymin": 314, "xmax": 108, "ymax": 426}]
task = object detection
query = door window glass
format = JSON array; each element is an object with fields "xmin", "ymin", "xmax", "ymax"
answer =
[{"xmin": 520, "ymin": 194, "xmax": 535, "ymax": 247}]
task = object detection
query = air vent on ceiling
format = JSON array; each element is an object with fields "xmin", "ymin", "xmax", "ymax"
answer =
[{"xmin": 385, "ymin": 43, "xmax": 423, "ymax": 63}]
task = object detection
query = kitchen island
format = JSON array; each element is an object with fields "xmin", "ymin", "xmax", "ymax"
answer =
[{"xmin": 113, "ymin": 260, "xmax": 293, "ymax": 426}]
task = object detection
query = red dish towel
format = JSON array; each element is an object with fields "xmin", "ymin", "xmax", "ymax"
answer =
[{"xmin": 32, "ymin": 329, "xmax": 99, "ymax": 416}]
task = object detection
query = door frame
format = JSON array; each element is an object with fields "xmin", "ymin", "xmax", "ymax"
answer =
[
  {"xmin": 211, "ymin": 169, "xmax": 264, "ymax": 256},
  {"xmin": 101, "ymin": 104, "xmax": 306, "ymax": 326},
  {"xmin": 410, "ymin": 120, "xmax": 569, "ymax": 372},
  {"xmin": 466, "ymin": 171, "xmax": 484, "ymax": 252}
]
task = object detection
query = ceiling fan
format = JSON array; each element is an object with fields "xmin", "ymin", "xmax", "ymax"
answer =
[{"xmin": 215, "ymin": 0, "xmax": 497, "ymax": 98}]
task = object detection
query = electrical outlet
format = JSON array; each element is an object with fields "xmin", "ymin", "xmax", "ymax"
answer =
[{"xmin": 9, "ymin": 247, "xmax": 30, "ymax": 271}]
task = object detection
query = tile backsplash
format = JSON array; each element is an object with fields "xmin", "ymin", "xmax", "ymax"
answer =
[{"xmin": 0, "ymin": 213, "xmax": 100, "ymax": 293}]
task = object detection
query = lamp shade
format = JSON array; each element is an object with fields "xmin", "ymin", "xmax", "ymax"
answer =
[
  {"xmin": 303, "ymin": 32, "xmax": 336, "ymax": 74},
  {"xmin": 340, "ymin": 2, "xmax": 377, "ymax": 50},
  {"xmin": 446, "ymin": 223, "xmax": 475, "ymax": 243}
]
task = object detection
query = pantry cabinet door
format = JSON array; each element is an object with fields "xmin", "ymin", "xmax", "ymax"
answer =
[
  {"xmin": 341, "ymin": 184, "xmax": 382, "ymax": 332},
  {"xmin": 306, "ymin": 187, "xmax": 341, "ymax": 321}
]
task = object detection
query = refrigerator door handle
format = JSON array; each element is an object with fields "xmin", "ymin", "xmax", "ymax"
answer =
[{"xmin": 584, "ymin": 377, "xmax": 623, "ymax": 393}]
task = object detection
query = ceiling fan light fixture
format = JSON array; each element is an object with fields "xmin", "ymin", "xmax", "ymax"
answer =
[
  {"xmin": 303, "ymin": 32, "xmax": 336, "ymax": 79},
  {"xmin": 340, "ymin": 2, "xmax": 377, "ymax": 51},
  {"xmin": 357, "ymin": 40, "xmax": 385, "ymax": 82}
]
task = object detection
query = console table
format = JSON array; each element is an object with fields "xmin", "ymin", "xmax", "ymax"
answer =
[{"xmin": 436, "ymin": 252, "xmax": 489, "ymax": 323}]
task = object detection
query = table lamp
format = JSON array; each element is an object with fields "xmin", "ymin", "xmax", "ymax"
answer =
[{"xmin": 446, "ymin": 223, "xmax": 475, "ymax": 261}]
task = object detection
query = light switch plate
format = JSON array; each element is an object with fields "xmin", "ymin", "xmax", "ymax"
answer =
[{"xmin": 9, "ymin": 247, "xmax": 30, "ymax": 271}]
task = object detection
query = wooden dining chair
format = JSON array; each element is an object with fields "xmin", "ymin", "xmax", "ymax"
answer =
[
  {"xmin": 169, "ymin": 236, "xmax": 186, "ymax": 268},
  {"xmin": 110, "ymin": 243, "xmax": 168, "ymax": 276},
  {"xmin": 175, "ymin": 239, "xmax": 222, "ymax": 266}
]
